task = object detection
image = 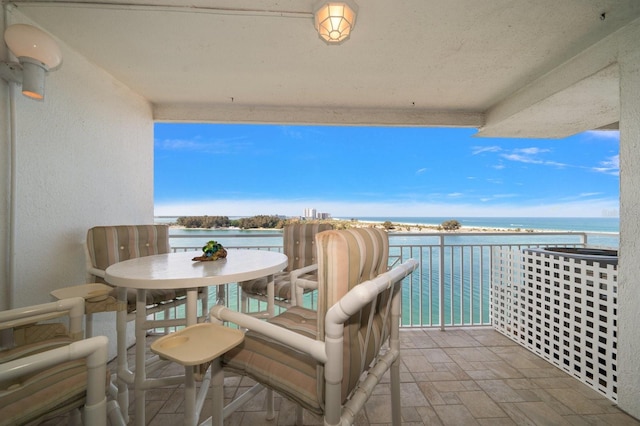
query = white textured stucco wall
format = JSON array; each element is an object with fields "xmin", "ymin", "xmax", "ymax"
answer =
[
  {"xmin": 618, "ymin": 19, "xmax": 640, "ymax": 421},
  {"xmin": 2, "ymin": 9, "xmax": 153, "ymax": 356},
  {"xmin": 0, "ymin": 13, "xmax": 10, "ymax": 311}
]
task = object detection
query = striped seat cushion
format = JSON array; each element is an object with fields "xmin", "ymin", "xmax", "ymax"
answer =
[
  {"xmin": 240, "ymin": 223, "xmax": 332, "ymax": 302},
  {"xmin": 239, "ymin": 270, "xmax": 318, "ymax": 301},
  {"xmin": 222, "ymin": 307, "xmax": 322, "ymax": 414},
  {"xmin": 0, "ymin": 339, "xmax": 88, "ymax": 426}
]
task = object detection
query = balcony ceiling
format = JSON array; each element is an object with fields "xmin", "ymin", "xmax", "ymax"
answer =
[{"xmin": 10, "ymin": 0, "xmax": 640, "ymax": 137}]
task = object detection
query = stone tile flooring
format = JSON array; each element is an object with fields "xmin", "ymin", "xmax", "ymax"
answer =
[{"xmin": 45, "ymin": 328, "xmax": 640, "ymax": 425}]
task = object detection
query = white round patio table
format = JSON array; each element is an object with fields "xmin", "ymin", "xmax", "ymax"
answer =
[{"xmin": 105, "ymin": 249, "xmax": 287, "ymax": 426}]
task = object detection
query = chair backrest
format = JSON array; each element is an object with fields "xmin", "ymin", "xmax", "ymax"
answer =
[
  {"xmin": 86, "ymin": 225, "xmax": 170, "ymax": 282},
  {"xmin": 282, "ymin": 223, "xmax": 333, "ymax": 272},
  {"xmin": 315, "ymin": 227, "xmax": 390, "ymax": 402}
]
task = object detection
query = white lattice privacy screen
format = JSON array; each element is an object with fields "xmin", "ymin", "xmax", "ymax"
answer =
[{"xmin": 491, "ymin": 247, "xmax": 618, "ymax": 401}]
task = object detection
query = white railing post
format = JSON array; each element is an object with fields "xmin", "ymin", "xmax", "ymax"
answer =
[{"xmin": 439, "ymin": 234, "xmax": 445, "ymax": 331}]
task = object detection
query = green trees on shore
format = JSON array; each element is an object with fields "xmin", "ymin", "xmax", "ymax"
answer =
[
  {"xmin": 175, "ymin": 215, "xmax": 350, "ymax": 230},
  {"xmin": 176, "ymin": 215, "xmax": 286, "ymax": 229},
  {"xmin": 440, "ymin": 219, "xmax": 462, "ymax": 231},
  {"xmin": 176, "ymin": 216, "xmax": 232, "ymax": 228}
]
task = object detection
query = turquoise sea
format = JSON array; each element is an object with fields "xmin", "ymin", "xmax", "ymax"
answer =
[{"xmin": 158, "ymin": 216, "xmax": 619, "ymax": 326}]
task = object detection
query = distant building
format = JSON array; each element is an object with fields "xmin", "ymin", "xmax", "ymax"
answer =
[{"xmin": 303, "ymin": 208, "xmax": 331, "ymax": 220}]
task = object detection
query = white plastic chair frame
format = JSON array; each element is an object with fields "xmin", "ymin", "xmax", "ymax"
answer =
[
  {"xmin": 83, "ymin": 227, "xmax": 209, "ymax": 423},
  {"xmin": 210, "ymin": 259, "xmax": 418, "ymax": 426},
  {"xmin": 0, "ymin": 297, "xmax": 124, "ymax": 426}
]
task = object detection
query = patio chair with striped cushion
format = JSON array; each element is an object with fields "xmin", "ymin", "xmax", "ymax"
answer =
[
  {"xmin": 239, "ymin": 222, "xmax": 333, "ymax": 317},
  {"xmin": 0, "ymin": 297, "xmax": 124, "ymax": 426},
  {"xmin": 210, "ymin": 227, "xmax": 418, "ymax": 425}
]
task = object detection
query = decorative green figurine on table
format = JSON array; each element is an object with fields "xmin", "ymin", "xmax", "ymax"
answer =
[{"xmin": 192, "ymin": 240, "xmax": 228, "ymax": 261}]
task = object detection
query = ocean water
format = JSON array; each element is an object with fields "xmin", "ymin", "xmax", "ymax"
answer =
[{"xmin": 159, "ymin": 216, "xmax": 619, "ymax": 326}]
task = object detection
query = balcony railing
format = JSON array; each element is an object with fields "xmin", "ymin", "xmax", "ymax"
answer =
[{"xmin": 167, "ymin": 230, "xmax": 618, "ymax": 328}]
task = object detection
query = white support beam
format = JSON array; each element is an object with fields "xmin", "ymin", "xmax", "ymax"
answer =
[
  {"xmin": 153, "ymin": 104, "xmax": 484, "ymax": 128},
  {"xmin": 477, "ymin": 17, "xmax": 635, "ymax": 139},
  {"xmin": 617, "ymin": 16, "xmax": 640, "ymax": 422}
]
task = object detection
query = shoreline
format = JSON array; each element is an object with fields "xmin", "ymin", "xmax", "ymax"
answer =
[
  {"xmin": 158, "ymin": 216, "xmax": 618, "ymax": 234},
  {"xmin": 166, "ymin": 221, "xmax": 616, "ymax": 235}
]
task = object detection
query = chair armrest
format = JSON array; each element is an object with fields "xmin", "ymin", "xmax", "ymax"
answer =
[
  {"xmin": 88, "ymin": 266, "xmax": 106, "ymax": 279},
  {"xmin": 0, "ymin": 335, "xmax": 109, "ymax": 413},
  {"xmin": 325, "ymin": 259, "xmax": 418, "ymax": 337},
  {"xmin": 290, "ymin": 264, "xmax": 319, "ymax": 291},
  {"xmin": 0, "ymin": 297, "xmax": 85, "ymax": 337},
  {"xmin": 209, "ymin": 305, "xmax": 327, "ymax": 363},
  {"xmin": 288, "ymin": 263, "xmax": 318, "ymax": 280},
  {"xmin": 289, "ymin": 264, "xmax": 318, "ymax": 306},
  {"xmin": 0, "ymin": 335, "xmax": 108, "ymax": 380}
]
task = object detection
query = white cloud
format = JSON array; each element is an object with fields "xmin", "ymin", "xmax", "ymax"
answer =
[
  {"xmin": 416, "ymin": 168, "xmax": 427, "ymax": 175},
  {"xmin": 579, "ymin": 192, "xmax": 602, "ymax": 198},
  {"xmin": 592, "ymin": 154, "xmax": 620, "ymax": 176},
  {"xmin": 155, "ymin": 137, "xmax": 250, "ymax": 154},
  {"xmin": 516, "ymin": 147, "xmax": 550, "ymax": 155},
  {"xmin": 501, "ymin": 149, "xmax": 567, "ymax": 168},
  {"xmin": 472, "ymin": 146, "xmax": 502, "ymax": 155}
]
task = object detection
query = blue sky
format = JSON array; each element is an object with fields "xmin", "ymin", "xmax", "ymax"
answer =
[{"xmin": 154, "ymin": 124, "xmax": 619, "ymax": 218}]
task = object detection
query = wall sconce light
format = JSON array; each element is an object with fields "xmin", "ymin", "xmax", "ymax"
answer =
[
  {"xmin": 0, "ymin": 24, "xmax": 63, "ymax": 101},
  {"xmin": 313, "ymin": 1, "xmax": 358, "ymax": 45}
]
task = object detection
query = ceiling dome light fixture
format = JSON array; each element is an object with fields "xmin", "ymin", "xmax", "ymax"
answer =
[
  {"xmin": 314, "ymin": 1, "xmax": 358, "ymax": 45},
  {"xmin": 0, "ymin": 24, "xmax": 63, "ymax": 101}
]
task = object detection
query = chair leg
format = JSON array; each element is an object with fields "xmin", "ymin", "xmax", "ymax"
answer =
[
  {"xmin": 241, "ymin": 288, "xmax": 248, "ymax": 313},
  {"xmin": 266, "ymin": 274, "xmax": 275, "ymax": 318},
  {"xmin": 107, "ymin": 400, "xmax": 127, "ymax": 426},
  {"xmin": 68, "ymin": 408, "xmax": 82, "ymax": 426},
  {"xmin": 85, "ymin": 312, "xmax": 94, "ymax": 338},
  {"xmin": 295, "ymin": 405, "xmax": 303, "ymax": 425},
  {"xmin": 116, "ymin": 288, "xmax": 130, "ymax": 424},
  {"xmin": 200, "ymin": 287, "xmax": 209, "ymax": 322},
  {"xmin": 390, "ymin": 356, "xmax": 402, "ymax": 425},
  {"xmin": 266, "ymin": 388, "xmax": 275, "ymax": 420}
]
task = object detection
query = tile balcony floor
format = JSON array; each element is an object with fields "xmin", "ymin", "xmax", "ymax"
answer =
[{"xmin": 44, "ymin": 328, "xmax": 640, "ymax": 426}]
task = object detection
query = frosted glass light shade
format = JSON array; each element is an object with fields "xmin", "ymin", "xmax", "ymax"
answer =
[
  {"xmin": 314, "ymin": 1, "xmax": 357, "ymax": 44},
  {"xmin": 4, "ymin": 24, "xmax": 62, "ymax": 70}
]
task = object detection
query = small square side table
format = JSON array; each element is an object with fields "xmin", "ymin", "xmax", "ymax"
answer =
[{"xmin": 151, "ymin": 323, "xmax": 244, "ymax": 426}]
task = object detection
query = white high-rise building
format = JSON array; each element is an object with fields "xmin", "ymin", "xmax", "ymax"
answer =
[{"xmin": 304, "ymin": 208, "xmax": 317, "ymax": 219}]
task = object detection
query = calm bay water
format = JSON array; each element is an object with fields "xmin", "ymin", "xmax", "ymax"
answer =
[{"xmin": 159, "ymin": 216, "xmax": 619, "ymax": 326}]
